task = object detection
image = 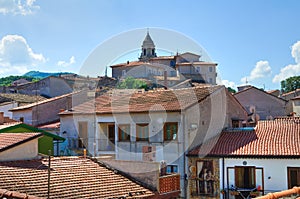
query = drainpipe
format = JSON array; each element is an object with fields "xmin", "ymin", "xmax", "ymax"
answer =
[
  {"xmin": 183, "ymin": 112, "xmax": 187, "ymax": 198},
  {"xmin": 222, "ymin": 157, "xmax": 225, "ymax": 199}
]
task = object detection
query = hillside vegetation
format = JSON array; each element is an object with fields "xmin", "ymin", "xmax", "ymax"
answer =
[{"xmin": 0, "ymin": 76, "xmax": 41, "ymax": 86}]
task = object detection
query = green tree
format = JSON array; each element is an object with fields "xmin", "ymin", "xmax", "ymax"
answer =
[
  {"xmin": 0, "ymin": 75, "xmax": 41, "ymax": 86},
  {"xmin": 281, "ymin": 76, "xmax": 300, "ymax": 93},
  {"xmin": 117, "ymin": 77, "xmax": 148, "ymax": 89},
  {"xmin": 227, "ymin": 87, "xmax": 236, "ymax": 94}
]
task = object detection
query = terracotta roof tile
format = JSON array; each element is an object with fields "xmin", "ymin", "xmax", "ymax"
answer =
[
  {"xmin": 0, "ymin": 93, "xmax": 47, "ymax": 106},
  {"xmin": 63, "ymin": 85, "xmax": 223, "ymax": 114},
  {"xmin": 110, "ymin": 61, "xmax": 146, "ymax": 68},
  {"xmin": 188, "ymin": 118, "xmax": 300, "ymax": 157},
  {"xmin": 0, "ymin": 157, "xmax": 154, "ymax": 198},
  {"xmin": 0, "ymin": 188, "xmax": 42, "ymax": 199},
  {"xmin": 10, "ymin": 92, "xmax": 76, "ymax": 111},
  {"xmin": 0, "ymin": 133, "xmax": 42, "ymax": 152},
  {"xmin": 176, "ymin": 61, "xmax": 217, "ymax": 66},
  {"xmin": 0, "ymin": 121, "xmax": 22, "ymax": 130}
]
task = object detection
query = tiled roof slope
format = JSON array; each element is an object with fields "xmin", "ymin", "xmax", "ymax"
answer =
[
  {"xmin": 0, "ymin": 188, "xmax": 42, "ymax": 199},
  {"xmin": 0, "ymin": 157, "xmax": 154, "ymax": 199},
  {"xmin": 63, "ymin": 85, "xmax": 223, "ymax": 114},
  {"xmin": 0, "ymin": 133, "xmax": 42, "ymax": 152},
  {"xmin": 10, "ymin": 92, "xmax": 74, "ymax": 111},
  {"xmin": 188, "ymin": 118, "xmax": 300, "ymax": 157},
  {"xmin": 0, "ymin": 93, "xmax": 46, "ymax": 106}
]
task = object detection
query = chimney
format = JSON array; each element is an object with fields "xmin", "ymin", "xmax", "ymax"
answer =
[
  {"xmin": 164, "ymin": 71, "xmax": 168, "ymax": 89},
  {"xmin": 83, "ymin": 149, "xmax": 87, "ymax": 158},
  {"xmin": 0, "ymin": 112, "xmax": 4, "ymax": 125}
]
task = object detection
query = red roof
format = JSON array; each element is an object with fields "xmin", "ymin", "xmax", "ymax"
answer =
[
  {"xmin": 62, "ymin": 85, "xmax": 223, "ymax": 115},
  {"xmin": 188, "ymin": 118, "xmax": 300, "ymax": 157},
  {"xmin": 0, "ymin": 133, "xmax": 42, "ymax": 152},
  {"xmin": 110, "ymin": 61, "xmax": 146, "ymax": 68},
  {"xmin": 37, "ymin": 121, "xmax": 60, "ymax": 129},
  {"xmin": 0, "ymin": 157, "xmax": 155, "ymax": 198},
  {"xmin": 176, "ymin": 61, "xmax": 217, "ymax": 66},
  {"xmin": 10, "ymin": 91, "xmax": 78, "ymax": 111}
]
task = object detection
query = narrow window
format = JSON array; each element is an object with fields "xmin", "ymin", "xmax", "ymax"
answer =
[
  {"xmin": 136, "ymin": 124, "xmax": 149, "ymax": 141},
  {"xmin": 232, "ymin": 119, "xmax": 240, "ymax": 128},
  {"xmin": 164, "ymin": 122, "xmax": 178, "ymax": 141},
  {"xmin": 78, "ymin": 122, "xmax": 88, "ymax": 148}
]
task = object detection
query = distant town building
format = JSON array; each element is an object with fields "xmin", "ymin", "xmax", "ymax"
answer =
[{"xmin": 110, "ymin": 31, "xmax": 218, "ymax": 86}]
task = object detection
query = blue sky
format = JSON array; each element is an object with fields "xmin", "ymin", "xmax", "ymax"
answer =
[{"xmin": 1, "ymin": 0, "xmax": 300, "ymax": 90}]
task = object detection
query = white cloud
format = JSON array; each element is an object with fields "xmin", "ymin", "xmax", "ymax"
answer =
[
  {"xmin": 0, "ymin": 34, "xmax": 46, "ymax": 75},
  {"xmin": 273, "ymin": 41, "xmax": 300, "ymax": 83},
  {"xmin": 0, "ymin": 0, "xmax": 39, "ymax": 15},
  {"xmin": 221, "ymin": 79, "xmax": 236, "ymax": 89},
  {"xmin": 241, "ymin": 60, "xmax": 272, "ymax": 83},
  {"xmin": 272, "ymin": 64, "xmax": 300, "ymax": 83},
  {"xmin": 57, "ymin": 56, "xmax": 76, "ymax": 67}
]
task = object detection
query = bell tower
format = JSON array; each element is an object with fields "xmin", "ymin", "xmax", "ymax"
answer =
[{"xmin": 139, "ymin": 30, "xmax": 157, "ymax": 61}]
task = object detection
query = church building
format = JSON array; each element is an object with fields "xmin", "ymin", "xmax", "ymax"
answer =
[{"xmin": 110, "ymin": 31, "xmax": 218, "ymax": 86}]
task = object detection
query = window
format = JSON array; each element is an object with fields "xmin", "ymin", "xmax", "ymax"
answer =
[
  {"xmin": 232, "ymin": 119, "xmax": 240, "ymax": 128},
  {"xmin": 288, "ymin": 167, "xmax": 300, "ymax": 188},
  {"xmin": 235, "ymin": 166, "xmax": 256, "ymax": 189},
  {"xmin": 19, "ymin": 117, "xmax": 24, "ymax": 123},
  {"xmin": 196, "ymin": 67, "xmax": 201, "ymax": 73},
  {"xmin": 118, "ymin": 124, "xmax": 130, "ymax": 141},
  {"xmin": 209, "ymin": 78, "xmax": 213, "ymax": 84},
  {"xmin": 164, "ymin": 122, "xmax": 178, "ymax": 141},
  {"xmin": 167, "ymin": 165, "xmax": 178, "ymax": 173},
  {"xmin": 122, "ymin": 70, "xmax": 126, "ymax": 76},
  {"xmin": 294, "ymin": 101, "xmax": 300, "ymax": 106},
  {"xmin": 136, "ymin": 124, "xmax": 149, "ymax": 141},
  {"xmin": 197, "ymin": 160, "xmax": 215, "ymax": 195},
  {"xmin": 78, "ymin": 122, "xmax": 88, "ymax": 148},
  {"xmin": 227, "ymin": 166, "xmax": 263, "ymax": 193},
  {"xmin": 209, "ymin": 66, "xmax": 213, "ymax": 72}
]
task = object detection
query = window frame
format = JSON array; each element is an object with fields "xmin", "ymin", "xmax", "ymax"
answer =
[
  {"xmin": 118, "ymin": 124, "xmax": 131, "ymax": 141},
  {"xmin": 287, "ymin": 167, "xmax": 300, "ymax": 189},
  {"xmin": 167, "ymin": 164, "xmax": 178, "ymax": 174},
  {"xmin": 136, "ymin": 123, "xmax": 149, "ymax": 141},
  {"xmin": 163, "ymin": 122, "xmax": 178, "ymax": 141}
]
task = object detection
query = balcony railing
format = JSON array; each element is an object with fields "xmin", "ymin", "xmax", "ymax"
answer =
[
  {"xmin": 97, "ymin": 139, "xmax": 115, "ymax": 151},
  {"xmin": 158, "ymin": 173, "xmax": 180, "ymax": 193}
]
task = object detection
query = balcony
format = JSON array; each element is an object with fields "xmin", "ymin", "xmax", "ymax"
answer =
[{"xmin": 158, "ymin": 173, "xmax": 180, "ymax": 193}]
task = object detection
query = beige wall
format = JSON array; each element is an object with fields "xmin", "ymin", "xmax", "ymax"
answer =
[
  {"xmin": 292, "ymin": 99, "xmax": 300, "ymax": 116},
  {"xmin": 0, "ymin": 139, "xmax": 39, "ymax": 161},
  {"xmin": 235, "ymin": 88, "xmax": 287, "ymax": 120}
]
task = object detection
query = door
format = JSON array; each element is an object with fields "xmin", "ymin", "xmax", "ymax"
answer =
[
  {"xmin": 108, "ymin": 124, "xmax": 115, "ymax": 149},
  {"xmin": 288, "ymin": 167, "xmax": 300, "ymax": 188},
  {"xmin": 235, "ymin": 166, "xmax": 256, "ymax": 189}
]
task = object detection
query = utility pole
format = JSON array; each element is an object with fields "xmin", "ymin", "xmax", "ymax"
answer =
[{"xmin": 47, "ymin": 150, "xmax": 51, "ymax": 199}]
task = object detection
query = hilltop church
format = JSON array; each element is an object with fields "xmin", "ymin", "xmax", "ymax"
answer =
[{"xmin": 110, "ymin": 31, "xmax": 218, "ymax": 87}]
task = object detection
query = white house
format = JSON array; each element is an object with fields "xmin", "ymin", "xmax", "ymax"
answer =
[
  {"xmin": 0, "ymin": 132, "xmax": 42, "ymax": 161},
  {"xmin": 59, "ymin": 85, "xmax": 247, "ymax": 197},
  {"xmin": 187, "ymin": 118, "xmax": 300, "ymax": 199}
]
